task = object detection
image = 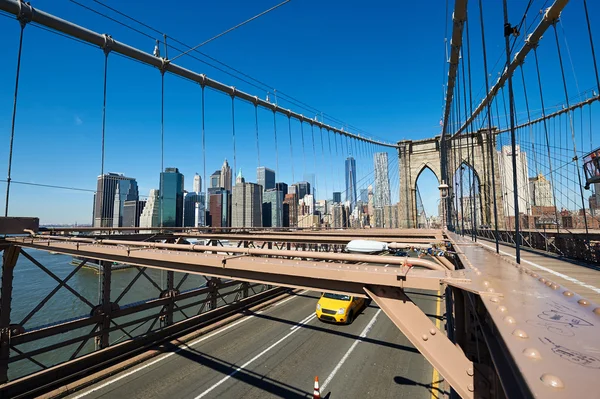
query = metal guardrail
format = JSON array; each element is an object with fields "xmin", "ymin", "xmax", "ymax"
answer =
[{"xmin": 0, "ymin": 244, "xmax": 279, "ymax": 397}]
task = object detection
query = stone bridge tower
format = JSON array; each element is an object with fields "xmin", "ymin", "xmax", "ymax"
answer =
[{"xmin": 398, "ymin": 130, "xmax": 504, "ymax": 229}]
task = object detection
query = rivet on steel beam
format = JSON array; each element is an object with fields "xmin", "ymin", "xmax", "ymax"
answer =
[
  {"xmin": 487, "ymin": 287, "xmax": 495, "ymax": 293},
  {"xmin": 593, "ymin": 308, "xmax": 600, "ymax": 316},
  {"xmin": 563, "ymin": 291, "xmax": 574, "ymax": 297},
  {"xmin": 539, "ymin": 278, "xmax": 546, "ymax": 283},
  {"xmin": 512, "ymin": 329, "xmax": 529, "ymax": 339},
  {"xmin": 466, "ymin": 368, "xmax": 474, "ymax": 376},
  {"xmin": 476, "ymin": 271, "xmax": 482, "ymax": 275},
  {"xmin": 503, "ymin": 316, "xmax": 516, "ymax": 324},
  {"xmin": 429, "ymin": 328, "xmax": 437, "ymax": 335},
  {"xmin": 421, "ymin": 334, "xmax": 429, "ymax": 341},
  {"xmin": 578, "ymin": 299, "xmax": 590, "ymax": 307},
  {"xmin": 497, "ymin": 305, "xmax": 508, "ymax": 313},
  {"xmin": 483, "ymin": 280, "xmax": 490, "ymax": 287},
  {"xmin": 540, "ymin": 373, "xmax": 564, "ymax": 389},
  {"xmin": 532, "ymin": 273, "xmax": 539, "ymax": 278},
  {"xmin": 550, "ymin": 283, "xmax": 559, "ymax": 290},
  {"xmin": 467, "ymin": 384, "xmax": 474, "ymax": 392},
  {"xmin": 523, "ymin": 347, "xmax": 542, "ymax": 360},
  {"xmin": 545, "ymin": 281, "xmax": 552, "ymax": 287}
]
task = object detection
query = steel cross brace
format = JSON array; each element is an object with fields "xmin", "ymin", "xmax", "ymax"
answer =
[{"xmin": 365, "ymin": 285, "xmax": 475, "ymax": 399}]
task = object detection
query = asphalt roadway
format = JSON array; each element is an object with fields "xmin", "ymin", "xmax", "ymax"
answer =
[{"xmin": 68, "ymin": 289, "xmax": 443, "ymax": 399}]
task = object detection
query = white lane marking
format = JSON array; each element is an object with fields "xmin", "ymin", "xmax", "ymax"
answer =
[
  {"xmin": 73, "ymin": 292, "xmax": 305, "ymax": 398},
  {"xmin": 290, "ymin": 313, "xmax": 317, "ymax": 330},
  {"xmin": 321, "ymin": 309, "xmax": 382, "ymax": 390},
  {"xmin": 291, "ymin": 314, "xmax": 317, "ymax": 331},
  {"xmin": 479, "ymin": 242, "xmax": 600, "ymax": 294},
  {"xmin": 194, "ymin": 312, "xmax": 316, "ymax": 399},
  {"xmin": 275, "ymin": 289, "xmax": 310, "ymax": 307}
]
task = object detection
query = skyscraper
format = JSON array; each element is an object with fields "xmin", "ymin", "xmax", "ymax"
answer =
[
  {"xmin": 159, "ymin": 167, "xmax": 184, "ymax": 227},
  {"xmin": 374, "ymin": 152, "xmax": 391, "ymax": 207},
  {"xmin": 275, "ymin": 182, "xmax": 288, "ymax": 197},
  {"xmin": 290, "ymin": 181, "xmax": 311, "ymax": 201},
  {"xmin": 232, "ymin": 171, "xmax": 262, "ymax": 227},
  {"xmin": 221, "ymin": 159, "xmax": 232, "ymax": 191},
  {"xmin": 139, "ymin": 189, "xmax": 160, "ymax": 230},
  {"xmin": 262, "ymin": 189, "xmax": 283, "ymax": 227},
  {"xmin": 360, "ymin": 189, "xmax": 368, "ymax": 203},
  {"xmin": 193, "ymin": 173, "xmax": 202, "ymax": 193},
  {"xmin": 93, "ymin": 173, "xmax": 138, "ymax": 228},
  {"xmin": 303, "ymin": 173, "xmax": 316, "ymax": 195},
  {"xmin": 257, "ymin": 167, "xmax": 276, "ymax": 191},
  {"xmin": 208, "ymin": 189, "xmax": 231, "ymax": 227},
  {"xmin": 236, "ymin": 168, "xmax": 245, "ymax": 185},
  {"xmin": 345, "ymin": 157, "xmax": 357, "ymax": 210},
  {"xmin": 283, "ymin": 193, "xmax": 298, "ymax": 227},
  {"xmin": 498, "ymin": 145, "xmax": 531, "ymax": 216},
  {"xmin": 529, "ymin": 174, "xmax": 554, "ymax": 207},
  {"xmin": 210, "ymin": 170, "xmax": 221, "ymax": 189},
  {"xmin": 183, "ymin": 191, "xmax": 205, "ymax": 227},
  {"xmin": 123, "ymin": 199, "xmax": 146, "ymax": 228},
  {"xmin": 333, "ymin": 192, "xmax": 342, "ymax": 204}
]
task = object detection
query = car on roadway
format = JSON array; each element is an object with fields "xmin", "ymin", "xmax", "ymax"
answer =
[
  {"xmin": 315, "ymin": 293, "xmax": 366, "ymax": 324},
  {"xmin": 395, "ymin": 250, "xmax": 410, "ymax": 257}
]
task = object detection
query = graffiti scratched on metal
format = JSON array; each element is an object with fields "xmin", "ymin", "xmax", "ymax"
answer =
[{"xmin": 452, "ymin": 235, "xmax": 600, "ymax": 399}]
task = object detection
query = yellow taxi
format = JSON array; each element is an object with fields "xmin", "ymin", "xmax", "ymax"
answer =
[{"xmin": 315, "ymin": 293, "xmax": 366, "ymax": 324}]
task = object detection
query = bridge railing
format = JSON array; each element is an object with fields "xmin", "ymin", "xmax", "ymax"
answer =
[
  {"xmin": 0, "ymin": 243, "xmax": 279, "ymax": 391},
  {"xmin": 461, "ymin": 227, "xmax": 600, "ymax": 264}
]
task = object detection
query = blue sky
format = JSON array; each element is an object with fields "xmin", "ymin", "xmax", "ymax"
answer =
[{"xmin": 0, "ymin": 0, "xmax": 599, "ymax": 224}]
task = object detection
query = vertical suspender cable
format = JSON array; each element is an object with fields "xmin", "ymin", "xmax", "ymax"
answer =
[
  {"xmin": 272, "ymin": 111, "xmax": 279, "ymax": 178},
  {"xmin": 300, "ymin": 121, "xmax": 306, "ymax": 178},
  {"xmin": 160, "ymin": 70, "xmax": 165, "ymax": 229},
  {"xmin": 465, "ymin": 18, "xmax": 478, "ymax": 241},
  {"xmin": 98, "ymin": 43, "xmax": 110, "ymax": 307},
  {"xmin": 311, "ymin": 124, "xmax": 318, "ymax": 199},
  {"xmin": 503, "ymin": 0, "xmax": 521, "ymax": 263},
  {"xmin": 319, "ymin": 127, "xmax": 328, "ymax": 203},
  {"xmin": 288, "ymin": 116, "xmax": 294, "ymax": 183},
  {"xmin": 254, "ymin": 103, "xmax": 260, "ymax": 167},
  {"xmin": 552, "ymin": 24, "xmax": 589, "ymax": 236},
  {"xmin": 460, "ymin": 42, "xmax": 472, "ymax": 236},
  {"xmin": 5, "ymin": 22, "xmax": 26, "ymax": 218},
  {"xmin": 478, "ymin": 0, "xmax": 500, "ymax": 252},
  {"xmin": 583, "ymin": 0, "xmax": 600, "ymax": 97},
  {"xmin": 231, "ymin": 95, "xmax": 237, "ymax": 175},
  {"xmin": 201, "ymin": 85, "xmax": 206, "ymax": 213}
]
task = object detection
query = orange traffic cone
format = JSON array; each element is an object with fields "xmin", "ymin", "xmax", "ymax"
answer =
[{"xmin": 313, "ymin": 376, "xmax": 320, "ymax": 399}]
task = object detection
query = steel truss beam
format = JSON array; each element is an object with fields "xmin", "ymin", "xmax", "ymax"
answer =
[
  {"xmin": 366, "ymin": 285, "xmax": 475, "ymax": 399},
  {"xmin": 8, "ymin": 239, "xmax": 458, "ymax": 296}
]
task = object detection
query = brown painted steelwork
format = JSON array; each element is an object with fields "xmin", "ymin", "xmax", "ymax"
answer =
[
  {"xmin": 24, "ymin": 235, "xmax": 446, "ymax": 271},
  {"xmin": 2, "ymin": 227, "xmax": 599, "ymax": 398}
]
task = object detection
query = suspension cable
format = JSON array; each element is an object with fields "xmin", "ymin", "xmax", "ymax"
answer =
[
  {"xmin": 503, "ymin": 0, "xmax": 521, "ymax": 262},
  {"xmin": 272, "ymin": 111, "xmax": 279, "ymax": 178},
  {"xmin": 254, "ymin": 103, "xmax": 260, "ymax": 167},
  {"xmin": 300, "ymin": 120, "xmax": 306, "ymax": 178},
  {"xmin": 288, "ymin": 116, "xmax": 294, "ymax": 183},
  {"xmin": 5, "ymin": 22, "xmax": 26, "ymax": 218},
  {"xmin": 201, "ymin": 84, "xmax": 206, "ymax": 209},
  {"xmin": 230, "ymin": 95, "xmax": 237, "ymax": 175},
  {"xmin": 552, "ymin": 23, "xmax": 589, "ymax": 236},
  {"xmin": 478, "ymin": 0, "xmax": 500, "ymax": 251},
  {"xmin": 583, "ymin": 0, "xmax": 600, "ymax": 95}
]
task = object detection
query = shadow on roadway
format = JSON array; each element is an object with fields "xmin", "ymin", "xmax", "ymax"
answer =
[
  {"xmin": 394, "ymin": 376, "xmax": 449, "ymax": 399},
  {"xmin": 246, "ymin": 310, "xmax": 420, "ymax": 354},
  {"xmin": 162, "ymin": 340, "xmax": 312, "ymax": 398}
]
